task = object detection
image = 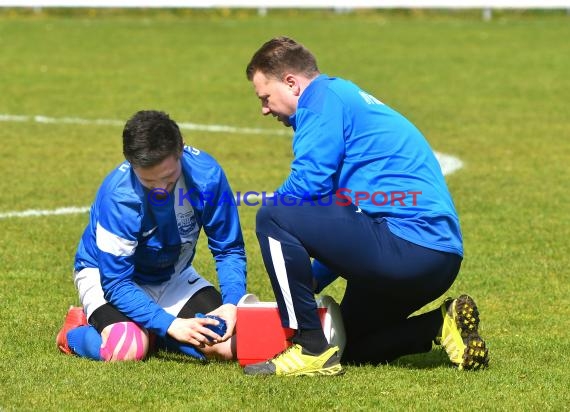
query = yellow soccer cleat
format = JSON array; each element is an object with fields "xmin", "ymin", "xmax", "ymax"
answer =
[
  {"xmin": 243, "ymin": 344, "xmax": 344, "ymax": 376},
  {"xmin": 437, "ymin": 295, "xmax": 489, "ymax": 370}
]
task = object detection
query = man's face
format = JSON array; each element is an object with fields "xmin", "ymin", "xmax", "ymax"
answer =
[
  {"xmin": 134, "ymin": 154, "xmax": 182, "ymax": 193},
  {"xmin": 252, "ymin": 71, "xmax": 297, "ymax": 127}
]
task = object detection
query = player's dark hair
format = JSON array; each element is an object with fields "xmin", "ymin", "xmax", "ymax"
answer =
[
  {"xmin": 246, "ymin": 36, "xmax": 319, "ymax": 81},
  {"xmin": 122, "ymin": 110, "xmax": 184, "ymax": 168}
]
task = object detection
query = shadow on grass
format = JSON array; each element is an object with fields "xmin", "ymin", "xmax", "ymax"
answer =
[
  {"xmin": 148, "ymin": 349, "xmax": 208, "ymax": 364},
  {"xmin": 149, "ymin": 349, "xmax": 241, "ymax": 368},
  {"xmin": 150, "ymin": 347, "xmax": 453, "ymax": 371},
  {"xmin": 391, "ymin": 348, "xmax": 452, "ymax": 370},
  {"xmin": 343, "ymin": 347, "xmax": 453, "ymax": 370}
]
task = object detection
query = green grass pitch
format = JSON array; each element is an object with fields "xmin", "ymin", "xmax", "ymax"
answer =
[{"xmin": 0, "ymin": 8, "xmax": 569, "ymax": 411}]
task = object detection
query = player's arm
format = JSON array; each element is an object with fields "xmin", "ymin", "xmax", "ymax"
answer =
[
  {"xmin": 277, "ymin": 95, "xmax": 345, "ymax": 198},
  {"xmin": 166, "ymin": 317, "xmax": 224, "ymax": 346},
  {"xmin": 96, "ymin": 193, "xmax": 176, "ymax": 338},
  {"xmin": 200, "ymin": 166, "xmax": 247, "ymax": 339}
]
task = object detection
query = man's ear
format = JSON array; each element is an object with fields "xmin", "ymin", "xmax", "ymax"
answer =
[{"xmin": 283, "ymin": 74, "xmax": 301, "ymax": 96}]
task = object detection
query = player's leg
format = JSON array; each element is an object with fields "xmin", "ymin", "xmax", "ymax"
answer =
[
  {"xmin": 254, "ymin": 196, "xmax": 391, "ymax": 341},
  {"xmin": 248, "ymin": 195, "xmax": 473, "ymax": 373},
  {"xmin": 56, "ymin": 267, "xmax": 102, "ymax": 356},
  {"xmin": 89, "ymin": 304, "xmax": 149, "ymax": 362},
  {"xmin": 57, "ymin": 306, "xmax": 149, "ymax": 362},
  {"xmin": 339, "ymin": 282, "xmax": 446, "ymax": 365},
  {"xmin": 341, "ymin": 290, "xmax": 489, "ymax": 370},
  {"xmin": 338, "ymin": 227, "xmax": 465, "ymax": 365},
  {"xmin": 177, "ymin": 286, "xmax": 236, "ymax": 360},
  {"xmin": 151, "ymin": 266, "xmax": 235, "ymax": 361},
  {"xmin": 245, "ymin": 196, "xmax": 374, "ymax": 375},
  {"xmin": 57, "ymin": 267, "xmax": 149, "ymax": 361}
]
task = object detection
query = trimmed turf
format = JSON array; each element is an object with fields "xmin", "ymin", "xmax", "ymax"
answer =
[{"xmin": 0, "ymin": 8, "xmax": 568, "ymax": 411}]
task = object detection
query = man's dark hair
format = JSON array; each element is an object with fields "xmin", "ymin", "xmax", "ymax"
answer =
[
  {"xmin": 122, "ymin": 110, "xmax": 184, "ymax": 168},
  {"xmin": 246, "ymin": 36, "xmax": 319, "ymax": 81}
]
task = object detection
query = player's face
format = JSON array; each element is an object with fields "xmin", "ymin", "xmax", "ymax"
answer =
[
  {"xmin": 252, "ymin": 71, "xmax": 297, "ymax": 127},
  {"xmin": 134, "ymin": 154, "xmax": 182, "ymax": 193}
]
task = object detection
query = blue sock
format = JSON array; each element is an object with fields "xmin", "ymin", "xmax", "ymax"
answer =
[
  {"xmin": 164, "ymin": 336, "xmax": 206, "ymax": 360},
  {"xmin": 67, "ymin": 325, "xmax": 103, "ymax": 361}
]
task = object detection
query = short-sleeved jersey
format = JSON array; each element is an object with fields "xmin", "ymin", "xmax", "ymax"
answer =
[{"xmin": 75, "ymin": 146, "xmax": 247, "ymax": 336}]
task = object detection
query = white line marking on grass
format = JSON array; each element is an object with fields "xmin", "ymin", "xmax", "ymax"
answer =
[
  {"xmin": 0, "ymin": 113, "xmax": 290, "ymax": 136},
  {"xmin": 0, "ymin": 113, "xmax": 463, "ymax": 219},
  {"xmin": 435, "ymin": 152, "xmax": 464, "ymax": 176},
  {"xmin": 0, "ymin": 206, "xmax": 90, "ymax": 219}
]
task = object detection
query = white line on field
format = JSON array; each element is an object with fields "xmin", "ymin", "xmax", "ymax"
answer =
[
  {"xmin": 0, "ymin": 206, "xmax": 91, "ymax": 219},
  {"xmin": 0, "ymin": 113, "xmax": 463, "ymax": 219},
  {"xmin": 0, "ymin": 113, "xmax": 290, "ymax": 136},
  {"xmin": 435, "ymin": 152, "xmax": 463, "ymax": 176}
]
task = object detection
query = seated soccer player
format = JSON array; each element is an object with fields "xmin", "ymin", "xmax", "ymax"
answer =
[{"xmin": 56, "ymin": 110, "xmax": 246, "ymax": 362}]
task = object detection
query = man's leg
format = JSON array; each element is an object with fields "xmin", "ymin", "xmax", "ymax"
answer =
[
  {"xmin": 338, "ymin": 229, "xmax": 463, "ymax": 364},
  {"xmin": 56, "ymin": 303, "xmax": 149, "ymax": 361},
  {"xmin": 175, "ymin": 286, "xmax": 237, "ymax": 361},
  {"xmin": 150, "ymin": 267, "xmax": 235, "ymax": 361},
  {"xmin": 337, "ymin": 229, "xmax": 489, "ymax": 370},
  {"xmin": 245, "ymin": 197, "xmax": 384, "ymax": 375},
  {"xmin": 254, "ymin": 198, "xmax": 378, "ymax": 351},
  {"xmin": 57, "ymin": 268, "xmax": 149, "ymax": 361},
  {"xmin": 341, "ymin": 288, "xmax": 489, "ymax": 369},
  {"xmin": 88, "ymin": 304, "xmax": 149, "ymax": 361},
  {"xmin": 339, "ymin": 282, "xmax": 446, "ymax": 365},
  {"xmin": 249, "ymin": 196, "xmax": 469, "ymax": 372}
]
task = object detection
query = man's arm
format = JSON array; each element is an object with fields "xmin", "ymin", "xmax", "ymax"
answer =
[
  {"xmin": 96, "ymin": 193, "xmax": 176, "ymax": 337},
  {"xmin": 200, "ymin": 166, "xmax": 247, "ymax": 339},
  {"xmin": 277, "ymin": 95, "xmax": 345, "ymax": 198},
  {"xmin": 201, "ymin": 168, "xmax": 247, "ymax": 306}
]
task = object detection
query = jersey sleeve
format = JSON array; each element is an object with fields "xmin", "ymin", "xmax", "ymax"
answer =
[
  {"xmin": 96, "ymin": 191, "xmax": 176, "ymax": 337},
  {"xmin": 200, "ymin": 168, "xmax": 247, "ymax": 306},
  {"xmin": 277, "ymin": 93, "xmax": 345, "ymax": 198}
]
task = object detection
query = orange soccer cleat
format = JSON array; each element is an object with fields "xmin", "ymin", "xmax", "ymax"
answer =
[{"xmin": 56, "ymin": 306, "xmax": 88, "ymax": 355}]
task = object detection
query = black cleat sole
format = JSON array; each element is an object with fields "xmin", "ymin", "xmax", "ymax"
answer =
[{"xmin": 454, "ymin": 295, "xmax": 489, "ymax": 370}]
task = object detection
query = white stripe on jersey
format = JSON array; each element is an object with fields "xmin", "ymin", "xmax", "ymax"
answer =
[
  {"xmin": 96, "ymin": 222, "xmax": 138, "ymax": 257},
  {"xmin": 268, "ymin": 236, "xmax": 298, "ymax": 329}
]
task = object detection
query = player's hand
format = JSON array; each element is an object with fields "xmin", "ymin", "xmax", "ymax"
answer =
[
  {"xmin": 207, "ymin": 303, "xmax": 237, "ymax": 342},
  {"xmin": 166, "ymin": 317, "xmax": 222, "ymax": 346}
]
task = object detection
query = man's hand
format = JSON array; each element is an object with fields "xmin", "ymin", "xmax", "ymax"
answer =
[
  {"xmin": 166, "ymin": 317, "xmax": 223, "ymax": 346},
  {"xmin": 206, "ymin": 303, "xmax": 237, "ymax": 341}
]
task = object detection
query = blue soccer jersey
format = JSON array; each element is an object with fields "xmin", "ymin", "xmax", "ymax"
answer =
[
  {"xmin": 75, "ymin": 146, "xmax": 247, "ymax": 336},
  {"xmin": 278, "ymin": 74, "xmax": 463, "ymax": 257}
]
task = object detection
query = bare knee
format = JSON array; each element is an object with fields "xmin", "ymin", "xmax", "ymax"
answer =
[{"xmin": 100, "ymin": 322, "xmax": 149, "ymax": 362}]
